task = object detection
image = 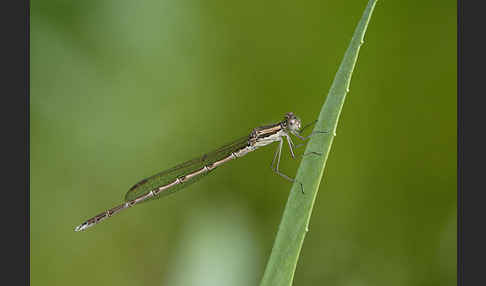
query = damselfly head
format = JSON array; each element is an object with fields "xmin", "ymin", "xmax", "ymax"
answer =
[{"xmin": 284, "ymin": 112, "xmax": 302, "ymax": 135}]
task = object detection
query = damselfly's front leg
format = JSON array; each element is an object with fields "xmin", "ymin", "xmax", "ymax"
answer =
[
  {"xmin": 295, "ymin": 130, "xmax": 329, "ymax": 143},
  {"xmin": 299, "ymin": 120, "xmax": 318, "ymax": 134},
  {"xmin": 293, "ymin": 127, "xmax": 328, "ymax": 157},
  {"xmin": 294, "ymin": 133, "xmax": 326, "ymax": 157},
  {"xmin": 294, "ymin": 123, "xmax": 330, "ymax": 151},
  {"xmin": 292, "ymin": 119, "xmax": 330, "ymax": 148}
]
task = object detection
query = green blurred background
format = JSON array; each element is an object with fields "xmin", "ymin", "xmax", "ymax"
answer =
[{"xmin": 31, "ymin": 0, "xmax": 456, "ymax": 285}]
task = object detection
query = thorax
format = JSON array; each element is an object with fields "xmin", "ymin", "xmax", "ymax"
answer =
[{"xmin": 249, "ymin": 123, "xmax": 287, "ymax": 149}]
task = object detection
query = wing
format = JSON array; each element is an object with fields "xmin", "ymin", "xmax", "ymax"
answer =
[{"xmin": 123, "ymin": 135, "xmax": 250, "ymax": 202}]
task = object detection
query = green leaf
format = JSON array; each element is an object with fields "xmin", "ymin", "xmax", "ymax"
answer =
[{"xmin": 259, "ymin": 1, "xmax": 378, "ymax": 285}]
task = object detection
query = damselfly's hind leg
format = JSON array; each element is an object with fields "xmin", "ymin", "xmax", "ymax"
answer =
[
  {"xmin": 270, "ymin": 141, "xmax": 280, "ymax": 168},
  {"xmin": 270, "ymin": 140, "xmax": 288, "ymax": 178},
  {"xmin": 270, "ymin": 139, "xmax": 305, "ymax": 193}
]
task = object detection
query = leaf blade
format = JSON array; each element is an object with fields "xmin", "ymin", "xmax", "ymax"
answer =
[{"xmin": 259, "ymin": 1, "xmax": 378, "ymax": 285}]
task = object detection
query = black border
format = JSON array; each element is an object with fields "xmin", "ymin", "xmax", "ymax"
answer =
[
  {"xmin": 460, "ymin": 0, "xmax": 486, "ymax": 285},
  {"xmin": 2, "ymin": 0, "xmax": 29, "ymax": 284}
]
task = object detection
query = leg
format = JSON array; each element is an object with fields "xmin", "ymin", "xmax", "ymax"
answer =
[
  {"xmin": 295, "ymin": 130, "xmax": 329, "ymax": 141},
  {"xmin": 270, "ymin": 140, "xmax": 305, "ymax": 193},
  {"xmin": 294, "ymin": 130, "xmax": 330, "ymax": 149},
  {"xmin": 271, "ymin": 140, "xmax": 293, "ymax": 182},
  {"xmin": 286, "ymin": 135, "xmax": 296, "ymax": 159},
  {"xmin": 287, "ymin": 135, "xmax": 319, "ymax": 159},
  {"xmin": 300, "ymin": 151, "xmax": 323, "ymax": 157},
  {"xmin": 299, "ymin": 120, "xmax": 317, "ymax": 133},
  {"xmin": 270, "ymin": 141, "xmax": 280, "ymax": 169},
  {"xmin": 297, "ymin": 119, "xmax": 329, "ymax": 141}
]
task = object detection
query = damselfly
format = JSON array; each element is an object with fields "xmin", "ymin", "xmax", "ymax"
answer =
[{"xmin": 75, "ymin": 112, "xmax": 323, "ymax": 231}]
